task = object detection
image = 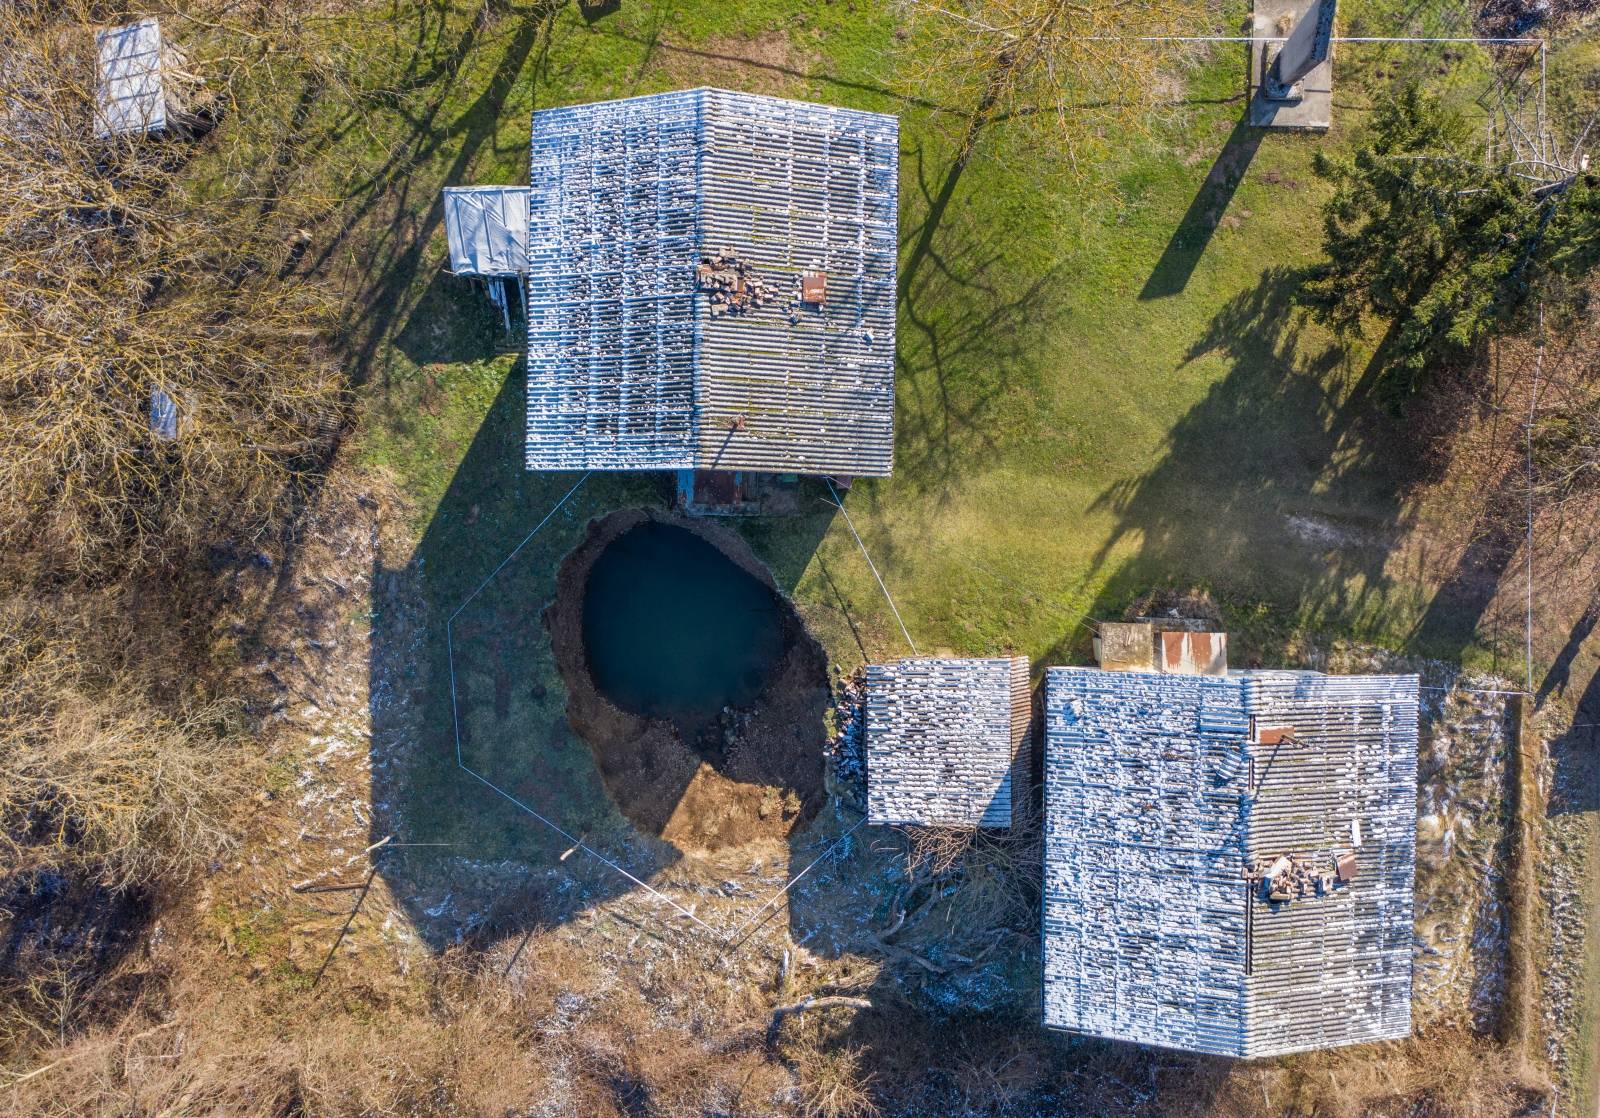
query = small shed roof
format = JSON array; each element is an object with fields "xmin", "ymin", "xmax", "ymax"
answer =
[
  {"xmin": 524, "ymin": 88, "xmax": 898, "ymax": 476},
  {"xmin": 866, "ymin": 657, "xmax": 1031, "ymax": 828},
  {"xmin": 1041, "ymin": 668, "xmax": 1417, "ymax": 1058},
  {"xmin": 96, "ymin": 19, "xmax": 166, "ymax": 138},
  {"xmin": 442, "ymin": 186, "xmax": 531, "ymax": 276}
]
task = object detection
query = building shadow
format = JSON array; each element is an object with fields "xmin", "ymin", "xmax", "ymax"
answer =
[
  {"xmin": 1139, "ymin": 118, "xmax": 1265, "ymax": 301},
  {"xmin": 392, "ymin": 264, "xmax": 520, "ymax": 367},
  {"xmin": 368, "ymin": 358, "xmax": 841, "ymax": 948}
]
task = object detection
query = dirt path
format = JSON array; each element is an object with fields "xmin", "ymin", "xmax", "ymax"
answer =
[{"xmin": 1502, "ymin": 695, "xmax": 1543, "ymax": 1051}]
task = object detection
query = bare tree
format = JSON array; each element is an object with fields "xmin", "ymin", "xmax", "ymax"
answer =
[
  {"xmin": 0, "ymin": 4, "xmax": 347, "ymax": 578},
  {"xmin": 897, "ymin": 0, "xmax": 1211, "ymax": 169},
  {"xmin": 0, "ymin": 596, "xmax": 256, "ymax": 890}
]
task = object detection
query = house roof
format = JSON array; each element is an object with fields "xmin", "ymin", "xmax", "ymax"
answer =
[
  {"xmin": 524, "ymin": 88, "xmax": 898, "ymax": 475},
  {"xmin": 96, "ymin": 19, "xmax": 166, "ymax": 138},
  {"xmin": 443, "ymin": 187, "xmax": 530, "ymax": 276},
  {"xmin": 866, "ymin": 657, "xmax": 1031, "ymax": 828},
  {"xmin": 1042, "ymin": 667, "xmax": 1417, "ymax": 1058}
]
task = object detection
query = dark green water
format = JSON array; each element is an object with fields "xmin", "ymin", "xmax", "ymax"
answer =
[{"xmin": 582, "ymin": 521, "xmax": 787, "ymax": 724}]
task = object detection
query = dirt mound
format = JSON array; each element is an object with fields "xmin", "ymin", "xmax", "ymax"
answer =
[{"xmin": 545, "ymin": 508, "xmax": 828, "ymax": 853}]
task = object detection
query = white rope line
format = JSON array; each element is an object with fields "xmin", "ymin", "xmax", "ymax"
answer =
[
  {"xmin": 456, "ymin": 764, "xmax": 721, "ymax": 935},
  {"xmin": 825, "ymin": 479, "xmax": 919, "ymax": 656},
  {"xmin": 726, "ymin": 816, "xmax": 868, "ymax": 946},
  {"xmin": 443, "ymin": 474, "xmax": 721, "ymax": 937},
  {"xmin": 1082, "ymin": 34, "xmax": 1544, "ymax": 44},
  {"xmin": 443, "ymin": 473, "xmax": 869, "ymax": 950},
  {"xmin": 450, "ymin": 472, "xmax": 591, "ymax": 623}
]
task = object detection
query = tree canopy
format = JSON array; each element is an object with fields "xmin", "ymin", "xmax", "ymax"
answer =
[{"xmin": 1300, "ymin": 85, "xmax": 1600, "ymax": 403}]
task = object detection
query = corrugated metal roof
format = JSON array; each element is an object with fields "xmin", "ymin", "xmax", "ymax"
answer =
[
  {"xmin": 443, "ymin": 186, "xmax": 531, "ymax": 276},
  {"xmin": 1042, "ymin": 667, "xmax": 1417, "ymax": 1058},
  {"xmin": 96, "ymin": 19, "xmax": 166, "ymax": 138},
  {"xmin": 524, "ymin": 88, "xmax": 898, "ymax": 475},
  {"xmin": 866, "ymin": 657, "xmax": 1031, "ymax": 828}
]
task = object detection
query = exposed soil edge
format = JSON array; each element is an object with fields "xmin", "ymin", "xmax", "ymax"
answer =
[{"xmin": 543, "ymin": 506, "xmax": 830, "ymax": 854}]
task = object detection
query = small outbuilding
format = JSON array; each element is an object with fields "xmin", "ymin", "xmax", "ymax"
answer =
[
  {"xmin": 95, "ymin": 19, "xmax": 198, "ymax": 139},
  {"xmin": 442, "ymin": 186, "xmax": 531, "ymax": 328},
  {"xmin": 866, "ymin": 657, "xmax": 1032, "ymax": 829},
  {"xmin": 443, "ymin": 186, "xmax": 531, "ymax": 277},
  {"xmin": 1041, "ymin": 665, "xmax": 1417, "ymax": 1057}
]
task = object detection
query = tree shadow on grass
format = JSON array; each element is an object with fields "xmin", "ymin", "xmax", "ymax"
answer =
[
  {"xmin": 1077, "ymin": 265, "xmax": 1421, "ymax": 662},
  {"xmin": 1139, "ymin": 118, "xmax": 1266, "ymax": 301},
  {"xmin": 1544, "ymin": 586, "xmax": 1600, "ymax": 817},
  {"xmin": 892, "ymin": 137, "xmax": 1067, "ymax": 495},
  {"xmin": 303, "ymin": 1, "xmax": 565, "ymax": 390}
]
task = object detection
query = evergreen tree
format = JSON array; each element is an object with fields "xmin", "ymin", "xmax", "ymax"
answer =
[{"xmin": 1300, "ymin": 85, "xmax": 1598, "ymax": 403}]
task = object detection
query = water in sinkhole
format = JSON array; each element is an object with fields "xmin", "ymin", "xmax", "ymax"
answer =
[{"xmin": 581, "ymin": 521, "xmax": 787, "ymax": 728}]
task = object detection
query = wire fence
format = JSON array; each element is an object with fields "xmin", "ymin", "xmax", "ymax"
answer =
[{"xmin": 443, "ymin": 475, "xmax": 867, "ymax": 951}]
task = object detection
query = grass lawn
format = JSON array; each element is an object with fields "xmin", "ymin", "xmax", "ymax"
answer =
[{"xmin": 214, "ymin": 0, "xmax": 1576, "ymax": 865}]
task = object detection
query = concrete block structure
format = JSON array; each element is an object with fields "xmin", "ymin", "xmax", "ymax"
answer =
[
  {"xmin": 1042, "ymin": 667, "xmax": 1417, "ymax": 1057},
  {"xmin": 866, "ymin": 657, "xmax": 1032, "ymax": 828},
  {"xmin": 1250, "ymin": 0, "xmax": 1336, "ymax": 129}
]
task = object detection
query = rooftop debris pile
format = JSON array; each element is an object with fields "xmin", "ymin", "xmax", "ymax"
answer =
[
  {"xmin": 696, "ymin": 251, "xmax": 774, "ymax": 316},
  {"xmin": 1249, "ymin": 850, "xmax": 1359, "ymax": 904}
]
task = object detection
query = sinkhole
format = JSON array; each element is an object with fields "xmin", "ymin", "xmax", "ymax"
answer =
[
  {"xmin": 547, "ymin": 510, "xmax": 828, "ymax": 851},
  {"xmin": 582, "ymin": 521, "xmax": 785, "ymax": 732}
]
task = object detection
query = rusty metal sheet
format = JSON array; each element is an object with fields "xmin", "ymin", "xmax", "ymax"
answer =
[
  {"xmin": 1159, "ymin": 630, "xmax": 1228, "ymax": 676},
  {"xmin": 800, "ymin": 268, "xmax": 827, "ymax": 304}
]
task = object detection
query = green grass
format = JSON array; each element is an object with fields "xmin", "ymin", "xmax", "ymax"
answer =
[{"xmin": 201, "ymin": 0, "xmax": 1570, "ymax": 868}]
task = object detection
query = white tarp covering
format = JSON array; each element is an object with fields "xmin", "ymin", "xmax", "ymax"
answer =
[
  {"xmin": 149, "ymin": 387, "xmax": 179, "ymax": 441},
  {"xmin": 96, "ymin": 19, "xmax": 166, "ymax": 138},
  {"xmin": 442, "ymin": 186, "xmax": 530, "ymax": 276}
]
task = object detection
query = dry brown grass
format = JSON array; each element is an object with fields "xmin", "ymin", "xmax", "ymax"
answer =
[
  {"xmin": 792, "ymin": 1043, "xmax": 878, "ymax": 1118},
  {"xmin": 0, "ymin": 595, "xmax": 256, "ymax": 891}
]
